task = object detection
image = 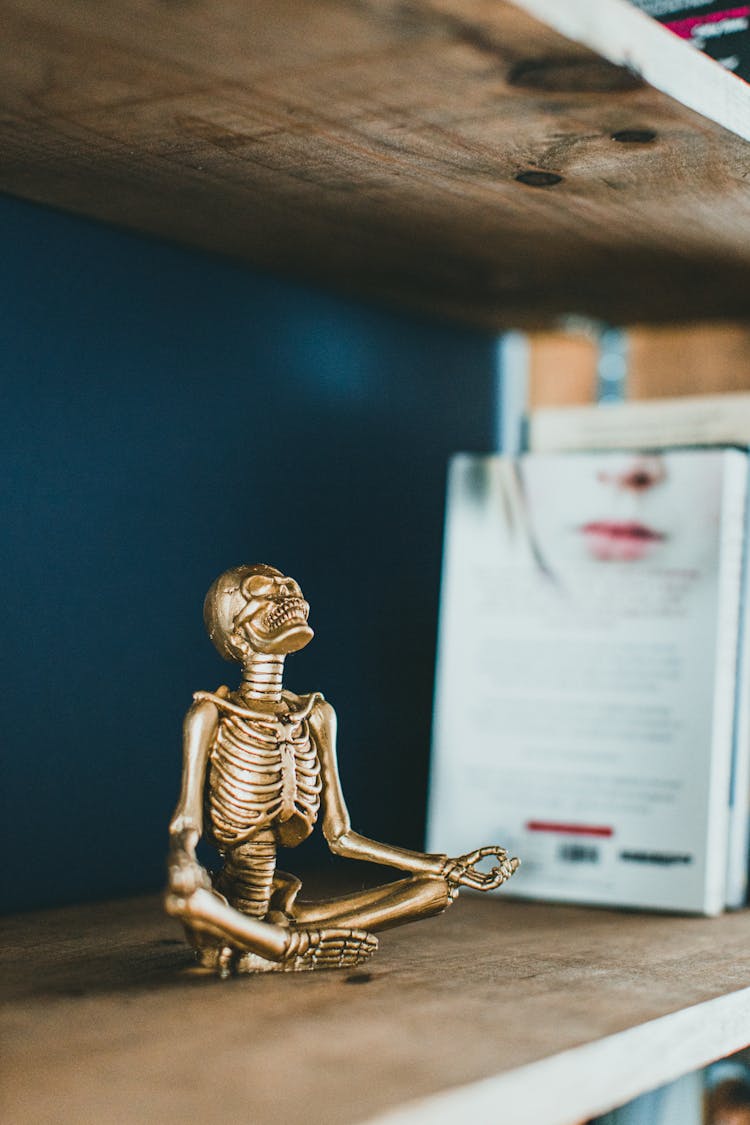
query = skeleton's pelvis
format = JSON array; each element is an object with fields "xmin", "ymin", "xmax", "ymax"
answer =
[
  {"xmin": 274, "ymin": 810, "xmax": 316, "ymax": 848},
  {"xmin": 207, "ymin": 810, "xmax": 316, "ymax": 851}
]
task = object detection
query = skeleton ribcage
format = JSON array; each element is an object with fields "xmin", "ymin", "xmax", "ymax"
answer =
[{"xmin": 207, "ymin": 710, "xmax": 322, "ymax": 850}]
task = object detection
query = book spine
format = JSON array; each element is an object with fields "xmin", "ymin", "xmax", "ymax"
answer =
[
  {"xmin": 726, "ymin": 455, "xmax": 750, "ymax": 908},
  {"xmin": 706, "ymin": 453, "xmax": 749, "ymax": 913}
]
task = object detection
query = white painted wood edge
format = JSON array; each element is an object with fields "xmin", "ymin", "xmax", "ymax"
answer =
[
  {"xmin": 530, "ymin": 392, "xmax": 750, "ymax": 452},
  {"xmin": 364, "ymin": 987, "xmax": 750, "ymax": 1125},
  {"xmin": 511, "ymin": 0, "xmax": 750, "ymax": 143}
]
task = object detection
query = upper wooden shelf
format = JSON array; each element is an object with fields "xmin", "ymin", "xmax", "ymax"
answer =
[
  {"xmin": 3, "ymin": 892, "xmax": 750, "ymax": 1124},
  {"xmin": 2, "ymin": 0, "xmax": 749, "ymax": 328}
]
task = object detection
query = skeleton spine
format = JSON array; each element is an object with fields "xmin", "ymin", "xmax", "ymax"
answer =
[
  {"xmin": 240, "ymin": 653, "xmax": 284, "ymax": 701},
  {"xmin": 219, "ymin": 831, "xmax": 277, "ymax": 916}
]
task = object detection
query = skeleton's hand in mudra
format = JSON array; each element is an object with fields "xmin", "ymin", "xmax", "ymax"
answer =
[{"xmin": 440, "ymin": 846, "xmax": 520, "ymax": 896}]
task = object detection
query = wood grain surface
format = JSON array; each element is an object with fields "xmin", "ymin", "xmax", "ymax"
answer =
[
  {"xmin": 628, "ymin": 324, "xmax": 750, "ymax": 399},
  {"xmin": 1, "ymin": 0, "xmax": 749, "ymax": 328},
  {"xmin": 2, "ymin": 892, "xmax": 750, "ymax": 1124}
]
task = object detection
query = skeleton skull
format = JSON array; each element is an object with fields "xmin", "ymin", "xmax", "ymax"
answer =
[{"xmin": 204, "ymin": 564, "xmax": 313, "ymax": 660}]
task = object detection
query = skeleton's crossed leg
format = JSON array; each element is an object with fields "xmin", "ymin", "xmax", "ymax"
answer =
[
  {"xmin": 277, "ymin": 871, "xmax": 453, "ymax": 933},
  {"xmin": 213, "ymin": 835, "xmax": 453, "ymax": 935},
  {"xmin": 173, "ymin": 874, "xmax": 450, "ymax": 976}
]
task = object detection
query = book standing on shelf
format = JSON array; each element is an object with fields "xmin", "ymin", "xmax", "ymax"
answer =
[
  {"xmin": 428, "ymin": 448, "xmax": 748, "ymax": 915},
  {"xmin": 530, "ymin": 393, "xmax": 750, "ymax": 909}
]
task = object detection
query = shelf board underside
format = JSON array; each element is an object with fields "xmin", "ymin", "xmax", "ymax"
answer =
[{"xmin": 1, "ymin": 0, "xmax": 749, "ymax": 327}]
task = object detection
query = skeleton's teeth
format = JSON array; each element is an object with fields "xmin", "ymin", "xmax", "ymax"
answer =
[{"xmin": 266, "ymin": 600, "xmax": 306, "ymax": 631}]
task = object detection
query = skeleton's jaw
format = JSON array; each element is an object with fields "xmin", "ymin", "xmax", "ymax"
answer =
[
  {"xmin": 242, "ymin": 616, "xmax": 314, "ymax": 656},
  {"xmin": 260, "ymin": 622, "xmax": 314, "ymax": 655}
]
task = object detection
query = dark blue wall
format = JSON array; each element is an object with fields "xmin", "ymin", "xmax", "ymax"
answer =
[{"xmin": 1, "ymin": 196, "xmax": 497, "ymax": 912}]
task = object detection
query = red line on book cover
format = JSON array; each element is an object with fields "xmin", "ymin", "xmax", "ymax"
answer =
[{"xmin": 526, "ymin": 821, "xmax": 614, "ymax": 838}]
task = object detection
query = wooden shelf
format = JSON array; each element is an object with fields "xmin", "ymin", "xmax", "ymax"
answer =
[
  {"xmin": 3, "ymin": 892, "xmax": 750, "ymax": 1124},
  {"xmin": 1, "ymin": 0, "xmax": 749, "ymax": 328}
]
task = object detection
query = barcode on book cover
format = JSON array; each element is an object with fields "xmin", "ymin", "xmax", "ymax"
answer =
[
  {"xmin": 620, "ymin": 850, "xmax": 693, "ymax": 866},
  {"xmin": 557, "ymin": 843, "xmax": 600, "ymax": 864}
]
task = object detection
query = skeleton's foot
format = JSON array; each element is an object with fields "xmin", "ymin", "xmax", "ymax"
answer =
[
  {"xmin": 196, "ymin": 944, "xmax": 281, "ymax": 975},
  {"xmin": 194, "ymin": 927, "xmax": 377, "ymax": 975},
  {"xmin": 281, "ymin": 926, "xmax": 378, "ymax": 972}
]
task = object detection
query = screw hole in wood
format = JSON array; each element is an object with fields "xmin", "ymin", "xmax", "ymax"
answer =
[
  {"xmin": 611, "ymin": 129, "xmax": 657, "ymax": 144},
  {"xmin": 515, "ymin": 170, "xmax": 563, "ymax": 188}
]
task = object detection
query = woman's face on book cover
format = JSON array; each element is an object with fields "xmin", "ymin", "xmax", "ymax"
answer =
[{"xmin": 521, "ymin": 452, "xmax": 722, "ymax": 574}]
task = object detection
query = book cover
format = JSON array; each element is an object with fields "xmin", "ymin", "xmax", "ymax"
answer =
[
  {"xmin": 428, "ymin": 449, "xmax": 747, "ymax": 914},
  {"xmin": 530, "ymin": 394, "xmax": 750, "ymax": 908},
  {"xmin": 630, "ymin": 1, "xmax": 749, "ymax": 82}
]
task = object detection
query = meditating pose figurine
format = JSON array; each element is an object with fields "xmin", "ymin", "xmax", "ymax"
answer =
[{"xmin": 166, "ymin": 564, "xmax": 519, "ymax": 975}]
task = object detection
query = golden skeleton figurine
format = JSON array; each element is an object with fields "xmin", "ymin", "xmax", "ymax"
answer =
[{"xmin": 166, "ymin": 565, "xmax": 519, "ymax": 974}]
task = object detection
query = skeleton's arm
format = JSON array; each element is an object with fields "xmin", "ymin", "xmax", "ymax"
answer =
[
  {"xmin": 169, "ymin": 693, "xmax": 222, "ymax": 856},
  {"xmin": 310, "ymin": 699, "xmax": 448, "ymax": 876}
]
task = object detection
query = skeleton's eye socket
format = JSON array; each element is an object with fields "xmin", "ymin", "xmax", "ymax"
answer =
[{"xmin": 244, "ymin": 575, "xmax": 275, "ymax": 599}]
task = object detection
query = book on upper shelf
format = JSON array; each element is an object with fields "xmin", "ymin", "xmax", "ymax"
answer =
[
  {"xmin": 427, "ymin": 447, "xmax": 748, "ymax": 914},
  {"xmin": 531, "ymin": 392, "xmax": 750, "ymax": 454},
  {"xmin": 629, "ymin": 1, "xmax": 749, "ymax": 83}
]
